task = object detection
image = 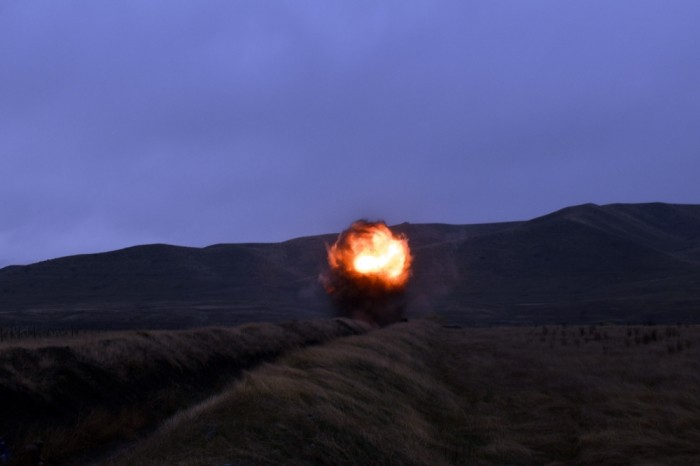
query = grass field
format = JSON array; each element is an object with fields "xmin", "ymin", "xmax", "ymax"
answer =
[
  {"xmin": 109, "ymin": 321, "xmax": 700, "ymax": 465},
  {"xmin": 441, "ymin": 324, "xmax": 700, "ymax": 465},
  {"xmin": 0, "ymin": 318, "xmax": 370, "ymax": 465},
  {"xmin": 2, "ymin": 319, "xmax": 700, "ymax": 465}
]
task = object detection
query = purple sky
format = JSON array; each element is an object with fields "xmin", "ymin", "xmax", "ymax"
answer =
[{"xmin": 2, "ymin": 1, "xmax": 699, "ymax": 267}]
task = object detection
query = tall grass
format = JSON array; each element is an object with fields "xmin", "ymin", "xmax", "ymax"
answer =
[
  {"xmin": 0, "ymin": 318, "xmax": 369, "ymax": 464},
  {"xmin": 109, "ymin": 322, "xmax": 700, "ymax": 466},
  {"xmin": 4, "ymin": 320, "xmax": 700, "ymax": 465},
  {"xmin": 439, "ymin": 324, "xmax": 700, "ymax": 465},
  {"xmin": 107, "ymin": 321, "xmax": 468, "ymax": 466},
  {"xmin": 0, "ymin": 326, "xmax": 101, "ymax": 345}
]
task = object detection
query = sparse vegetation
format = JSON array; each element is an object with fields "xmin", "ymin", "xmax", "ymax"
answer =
[
  {"xmin": 108, "ymin": 321, "xmax": 700, "ymax": 465},
  {"xmin": 3, "ymin": 320, "xmax": 700, "ymax": 465},
  {"xmin": 107, "ymin": 320, "xmax": 467, "ymax": 466},
  {"xmin": 0, "ymin": 326, "xmax": 107, "ymax": 347},
  {"xmin": 440, "ymin": 323, "xmax": 700, "ymax": 465},
  {"xmin": 0, "ymin": 318, "xmax": 369, "ymax": 464}
]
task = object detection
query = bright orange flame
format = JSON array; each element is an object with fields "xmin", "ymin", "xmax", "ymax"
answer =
[{"xmin": 327, "ymin": 221, "xmax": 412, "ymax": 290}]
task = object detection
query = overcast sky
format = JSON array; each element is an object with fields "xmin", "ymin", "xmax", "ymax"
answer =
[{"xmin": 1, "ymin": 1, "xmax": 699, "ymax": 267}]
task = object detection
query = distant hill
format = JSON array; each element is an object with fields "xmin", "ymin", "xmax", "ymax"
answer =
[{"xmin": 1, "ymin": 202, "xmax": 699, "ymax": 328}]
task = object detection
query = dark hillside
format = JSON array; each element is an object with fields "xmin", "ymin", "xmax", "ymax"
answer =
[
  {"xmin": 436, "ymin": 205, "xmax": 700, "ymax": 324},
  {"xmin": 0, "ymin": 318, "xmax": 369, "ymax": 464},
  {"xmin": 1, "ymin": 203, "xmax": 699, "ymax": 327},
  {"xmin": 105, "ymin": 321, "xmax": 700, "ymax": 466},
  {"xmin": 540, "ymin": 202, "xmax": 700, "ymax": 261}
]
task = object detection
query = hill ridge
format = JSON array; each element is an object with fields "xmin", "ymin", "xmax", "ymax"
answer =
[{"xmin": 1, "ymin": 202, "xmax": 699, "ymax": 327}]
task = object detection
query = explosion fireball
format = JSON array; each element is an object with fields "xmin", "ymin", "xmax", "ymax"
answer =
[{"xmin": 323, "ymin": 220, "xmax": 412, "ymax": 326}]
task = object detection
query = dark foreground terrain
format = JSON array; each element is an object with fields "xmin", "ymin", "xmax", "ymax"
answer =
[
  {"xmin": 2, "ymin": 202, "xmax": 700, "ymax": 328},
  {"xmin": 0, "ymin": 318, "xmax": 370, "ymax": 465},
  {"xmin": 2, "ymin": 319, "xmax": 699, "ymax": 465}
]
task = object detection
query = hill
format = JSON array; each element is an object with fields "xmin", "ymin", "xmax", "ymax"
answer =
[
  {"xmin": 0, "ymin": 318, "xmax": 369, "ymax": 464},
  {"xmin": 6, "ymin": 320, "xmax": 698, "ymax": 465},
  {"xmin": 106, "ymin": 321, "xmax": 700, "ymax": 466},
  {"xmin": 1, "ymin": 202, "xmax": 699, "ymax": 327}
]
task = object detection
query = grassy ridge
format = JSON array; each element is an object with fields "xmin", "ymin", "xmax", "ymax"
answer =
[
  {"xmin": 108, "ymin": 321, "xmax": 468, "ymax": 465},
  {"xmin": 4, "ymin": 203, "xmax": 700, "ymax": 329},
  {"xmin": 0, "ymin": 318, "xmax": 370, "ymax": 464},
  {"xmin": 4, "ymin": 320, "xmax": 700, "ymax": 464},
  {"xmin": 109, "ymin": 321, "xmax": 700, "ymax": 465}
]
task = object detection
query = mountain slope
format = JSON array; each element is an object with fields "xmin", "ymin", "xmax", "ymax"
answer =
[
  {"xmin": 435, "ymin": 203, "xmax": 700, "ymax": 324},
  {"xmin": 1, "ymin": 203, "xmax": 699, "ymax": 327}
]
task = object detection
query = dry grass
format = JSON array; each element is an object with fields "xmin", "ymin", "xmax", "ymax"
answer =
[
  {"xmin": 108, "ymin": 320, "xmax": 467, "ymax": 466},
  {"xmin": 439, "ymin": 324, "xmax": 700, "ymax": 465},
  {"xmin": 0, "ymin": 318, "xmax": 369, "ymax": 464},
  {"xmin": 4, "ymin": 319, "xmax": 700, "ymax": 465},
  {"xmin": 0, "ymin": 327, "xmax": 114, "ymax": 348},
  {"xmin": 108, "ymin": 321, "xmax": 700, "ymax": 466}
]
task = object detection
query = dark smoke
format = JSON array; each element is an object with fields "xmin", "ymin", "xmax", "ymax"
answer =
[{"xmin": 321, "ymin": 220, "xmax": 409, "ymax": 327}]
